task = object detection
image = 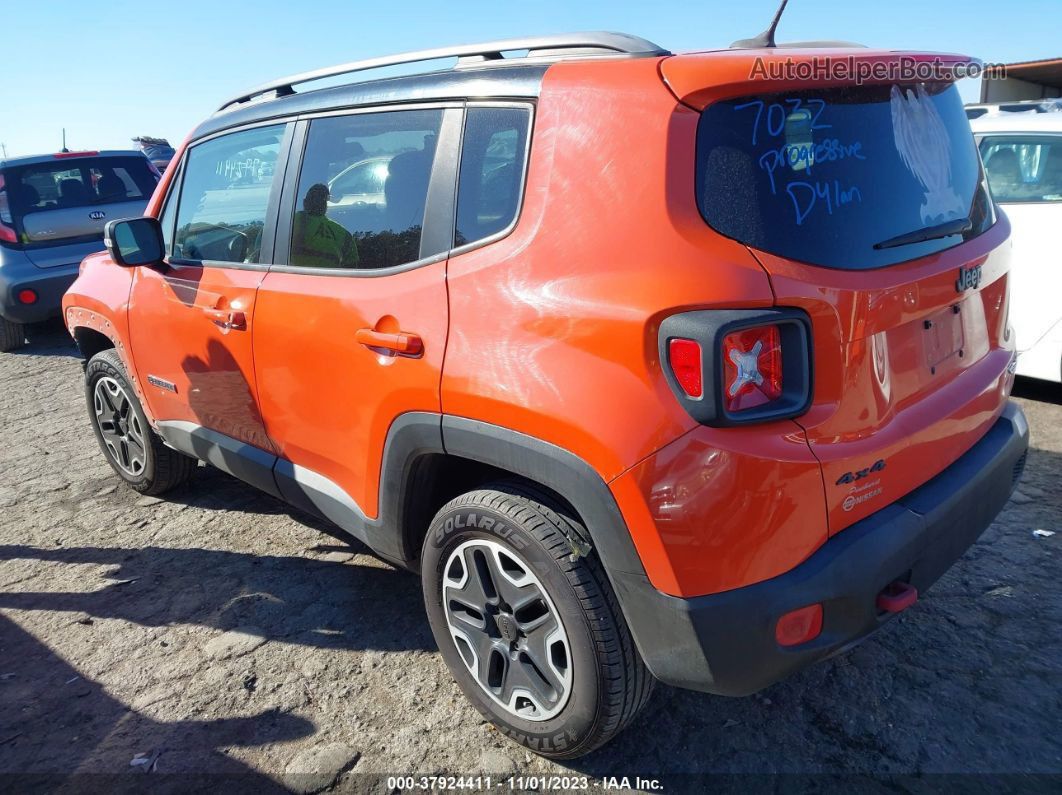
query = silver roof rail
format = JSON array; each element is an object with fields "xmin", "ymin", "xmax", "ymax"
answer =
[{"xmin": 217, "ymin": 31, "xmax": 669, "ymax": 112}]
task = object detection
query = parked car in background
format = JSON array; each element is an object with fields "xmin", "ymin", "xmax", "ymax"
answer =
[
  {"xmin": 132, "ymin": 136, "xmax": 176, "ymax": 173},
  {"xmin": 966, "ymin": 99, "xmax": 1062, "ymax": 120},
  {"xmin": 972, "ymin": 114, "xmax": 1062, "ymax": 382},
  {"xmin": 0, "ymin": 150, "xmax": 158, "ymax": 350},
  {"xmin": 64, "ymin": 33, "xmax": 1027, "ymax": 757}
]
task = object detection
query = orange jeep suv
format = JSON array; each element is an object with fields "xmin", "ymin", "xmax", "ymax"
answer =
[{"xmin": 63, "ymin": 33, "xmax": 1029, "ymax": 757}]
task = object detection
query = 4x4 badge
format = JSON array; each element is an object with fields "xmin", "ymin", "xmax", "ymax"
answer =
[
  {"xmin": 835, "ymin": 459, "xmax": 886, "ymax": 486},
  {"xmin": 955, "ymin": 264, "xmax": 981, "ymax": 293}
]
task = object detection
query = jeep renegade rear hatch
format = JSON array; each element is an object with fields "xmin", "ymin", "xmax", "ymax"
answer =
[
  {"xmin": 665, "ymin": 51, "xmax": 1014, "ymax": 535},
  {"xmin": 695, "ymin": 82, "xmax": 993, "ymax": 269}
]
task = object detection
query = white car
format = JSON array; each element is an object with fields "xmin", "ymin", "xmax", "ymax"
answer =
[{"xmin": 972, "ymin": 114, "xmax": 1062, "ymax": 383}]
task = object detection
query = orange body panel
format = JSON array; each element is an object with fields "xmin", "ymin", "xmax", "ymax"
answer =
[
  {"xmin": 252, "ymin": 264, "xmax": 448, "ymax": 519},
  {"xmin": 126, "ymin": 263, "xmax": 272, "ymax": 451},
  {"xmin": 442, "ymin": 58, "xmax": 774, "ymax": 483},
  {"xmin": 754, "ymin": 214, "xmax": 1015, "ymax": 533},
  {"xmin": 610, "ymin": 419, "xmax": 827, "ymax": 597}
]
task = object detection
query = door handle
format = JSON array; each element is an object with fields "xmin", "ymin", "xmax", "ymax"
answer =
[
  {"xmin": 204, "ymin": 308, "xmax": 247, "ymax": 331},
  {"xmin": 355, "ymin": 328, "xmax": 423, "ymax": 356}
]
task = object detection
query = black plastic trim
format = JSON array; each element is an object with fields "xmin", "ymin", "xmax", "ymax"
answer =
[
  {"xmin": 155, "ymin": 421, "xmax": 282, "ymax": 499},
  {"xmin": 440, "ymin": 416, "xmax": 647, "ymax": 576},
  {"xmin": 0, "ymin": 264, "xmax": 79, "ymax": 323},
  {"xmin": 612, "ymin": 401, "xmax": 1029, "ymax": 695},
  {"xmin": 659, "ymin": 307, "xmax": 813, "ymax": 427}
]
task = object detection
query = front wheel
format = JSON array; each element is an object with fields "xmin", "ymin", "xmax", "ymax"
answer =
[
  {"xmin": 85, "ymin": 349, "xmax": 196, "ymax": 495},
  {"xmin": 421, "ymin": 482, "xmax": 653, "ymax": 759}
]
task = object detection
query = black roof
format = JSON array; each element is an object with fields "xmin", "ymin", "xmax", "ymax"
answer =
[{"xmin": 192, "ymin": 64, "xmax": 549, "ymax": 142}]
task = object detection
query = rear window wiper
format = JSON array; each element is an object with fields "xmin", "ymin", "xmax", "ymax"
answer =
[{"xmin": 873, "ymin": 216, "xmax": 973, "ymax": 250}]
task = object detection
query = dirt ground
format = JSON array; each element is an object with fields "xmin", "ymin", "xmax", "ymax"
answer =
[{"xmin": 1, "ymin": 321, "xmax": 1060, "ymax": 792}]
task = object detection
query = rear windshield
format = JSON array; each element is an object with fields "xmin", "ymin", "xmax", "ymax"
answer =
[
  {"xmin": 1, "ymin": 156, "xmax": 157, "ymax": 246},
  {"xmin": 696, "ymin": 82, "xmax": 994, "ymax": 269}
]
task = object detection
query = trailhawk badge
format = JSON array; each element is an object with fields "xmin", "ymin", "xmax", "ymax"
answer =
[{"xmin": 955, "ymin": 264, "xmax": 982, "ymax": 293}]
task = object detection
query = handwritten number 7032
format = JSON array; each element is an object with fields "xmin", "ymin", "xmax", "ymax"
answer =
[{"xmin": 734, "ymin": 98, "xmax": 831, "ymax": 146}]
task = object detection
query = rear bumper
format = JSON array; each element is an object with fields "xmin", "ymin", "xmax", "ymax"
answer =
[
  {"xmin": 0, "ymin": 263, "xmax": 79, "ymax": 324},
  {"xmin": 613, "ymin": 401, "xmax": 1029, "ymax": 695}
]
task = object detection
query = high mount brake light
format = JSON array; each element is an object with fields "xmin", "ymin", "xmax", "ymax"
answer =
[{"xmin": 722, "ymin": 325, "xmax": 783, "ymax": 412}]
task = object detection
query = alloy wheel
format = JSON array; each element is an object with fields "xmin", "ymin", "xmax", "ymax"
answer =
[
  {"xmin": 93, "ymin": 376, "xmax": 147, "ymax": 477},
  {"xmin": 442, "ymin": 539, "xmax": 572, "ymax": 721}
]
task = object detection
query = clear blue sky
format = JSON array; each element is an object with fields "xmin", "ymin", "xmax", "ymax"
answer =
[{"xmin": 2, "ymin": 0, "xmax": 1059, "ymax": 158}]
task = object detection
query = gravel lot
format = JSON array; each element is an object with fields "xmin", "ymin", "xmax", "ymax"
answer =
[{"xmin": 1, "ymin": 320, "xmax": 1060, "ymax": 791}]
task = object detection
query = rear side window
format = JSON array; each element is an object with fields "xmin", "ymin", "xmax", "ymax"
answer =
[
  {"xmin": 287, "ymin": 109, "xmax": 444, "ymax": 270},
  {"xmin": 980, "ymin": 136, "xmax": 1062, "ymax": 203},
  {"xmin": 1, "ymin": 156, "xmax": 158, "ymax": 246},
  {"xmin": 455, "ymin": 106, "xmax": 530, "ymax": 247},
  {"xmin": 173, "ymin": 124, "xmax": 286, "ymax": 264},
  {"xmin": 696, "ymin": 82, "xmax": 994, "ymax": 269}
]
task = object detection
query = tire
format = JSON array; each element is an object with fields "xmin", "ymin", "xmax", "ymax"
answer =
[
  {"xmin": 0, "ymin": 317, "xmax": 25, "ymax": 352},
  {"xmin": 422, "ymin": 481, "xmax": 653, "ymax": 759},
  {"xmin": 85, "ymin": 349, "xmax": 196, "ymax": 495}
]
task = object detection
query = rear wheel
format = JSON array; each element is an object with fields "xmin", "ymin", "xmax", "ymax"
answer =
[
  {"xmin": 85, "ymin": 349, "xmax": 196, "ymax": 494},
  {"xmin": 0, "ymin": 317, "xmax": 25, "ymax": 352},
  {"xmin": 422, "ymin": 482, "xmax": 653, "ymax": 758}
]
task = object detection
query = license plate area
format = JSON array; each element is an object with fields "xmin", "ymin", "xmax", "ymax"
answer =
[{"xmin": 923, "ymin": 303, "xmax": 965, "ymax": 373}]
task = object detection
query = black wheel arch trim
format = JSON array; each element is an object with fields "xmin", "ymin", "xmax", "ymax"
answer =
[{"xmin": 154, "ymin": 412, "xmax": 670, "ymax": 678}]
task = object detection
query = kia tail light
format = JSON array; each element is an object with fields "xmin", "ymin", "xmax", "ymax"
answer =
[
  {"xmin": 0, "ymin": 175, "xmax": 17, "ymax": 245},
  {"xmin": 660, "ymin": 308, "xmax": 812, "ymax": 427}
]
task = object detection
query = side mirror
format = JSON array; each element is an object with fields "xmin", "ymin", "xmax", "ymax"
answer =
[{"xmin": 104, "ymin": 217, "xmax": 164, "ymax": 267}]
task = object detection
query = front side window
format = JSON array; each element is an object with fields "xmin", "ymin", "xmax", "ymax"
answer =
[
  {"xmin": 288, "ymin": 109, "xmax": 443, "ymax": 270},
  {"xmin": 455, "ymin": 106, "xmax": 530, "ymax": 247},
  {"xmin": 980, "ymin": 136, "xmax": 1062, "ymax": 203},
  {"xmin": 173, "ymin": 124, "xmax": 286, "ymax": 264}
]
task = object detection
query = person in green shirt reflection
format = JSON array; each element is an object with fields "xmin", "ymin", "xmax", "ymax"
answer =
[{"xmin": 291, "ymin": 183, "xmax": 359, "ymax": 268}]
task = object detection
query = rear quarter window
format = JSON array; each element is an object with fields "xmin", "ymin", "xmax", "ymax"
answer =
[{"xmin": 696, "ymin": 82, "xmax": 994, "ymax": 269}]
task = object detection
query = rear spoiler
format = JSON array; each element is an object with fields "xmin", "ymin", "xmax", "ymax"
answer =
[{"xmin": 660, "ymin": 49, "xmax": 981, "ymax": 110}]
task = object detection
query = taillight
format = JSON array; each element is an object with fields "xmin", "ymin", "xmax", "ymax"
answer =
[
  {"xmin": 668, "ymin": 338, "xmax": 703, "ymax": 398},
  {"xmin": 722, "ymin": 325, "xmax": 782, "ymax": 412},
  {"xmin": 0, "ymin": 174, "xmax": 16, "ymax": 244},
  {"xmin": 659, "ymin": 308, "xmax": 812, "ymax": 427}
]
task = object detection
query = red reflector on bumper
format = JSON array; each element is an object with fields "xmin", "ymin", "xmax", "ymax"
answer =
[
  {"xmin": 18, "ymin": 289, "xmax": 38, "ymax": 305},
  {"xmin": 775, "ymin": 603, "xmax": 823, "ymax": 647}
]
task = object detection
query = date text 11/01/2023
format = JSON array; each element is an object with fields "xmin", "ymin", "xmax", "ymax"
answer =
[{"xmin": 386, "ymin": 776, "xmax": 664, "ymax": 791}]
